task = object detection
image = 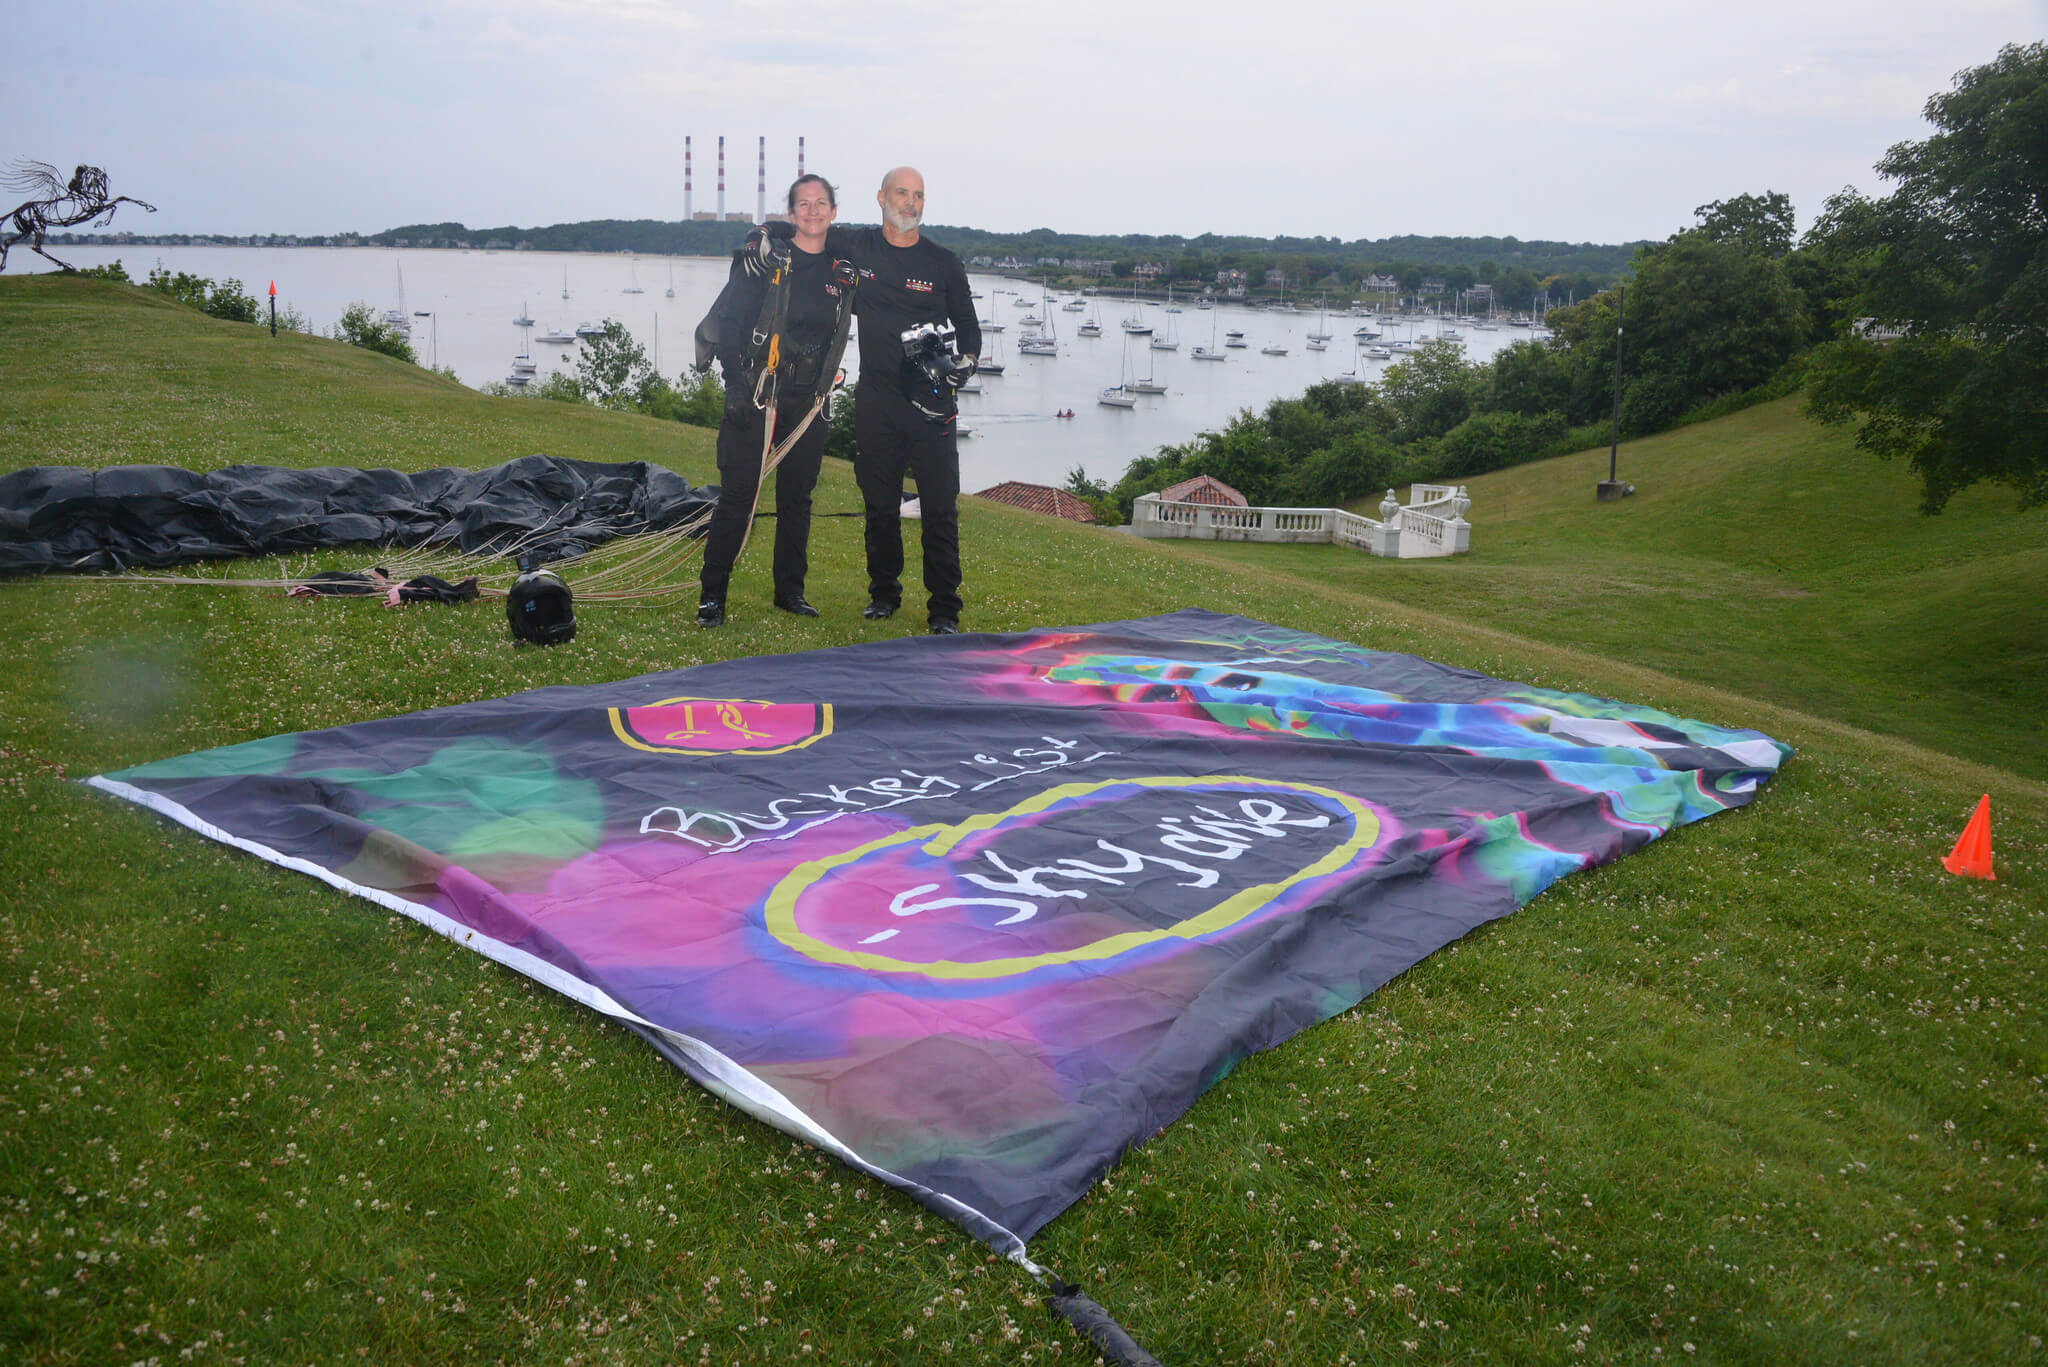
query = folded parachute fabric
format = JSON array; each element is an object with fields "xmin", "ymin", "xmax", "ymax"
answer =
[
  {"xmin": 285, "ymin": 568, "xmax": 394, "ymax": 598},
  {"xmin": 0, "ymin": 456, "xmax": 717, "ymax": 575},
  {"xmin": 389, "ymin": 574, "xmax": 479, "ymax": 606}
]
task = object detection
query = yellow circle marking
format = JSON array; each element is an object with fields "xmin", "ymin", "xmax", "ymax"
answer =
[
  {"xmin": 608, "ymin": 696, "xmax": 834, "ymax": 757},
  {"xmin": 763, "ymin": 775, "xmax": 1380, "ymax": 979}
]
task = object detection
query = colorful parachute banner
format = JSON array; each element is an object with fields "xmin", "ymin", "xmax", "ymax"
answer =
[{"xmin": 89, "ymin": 610, "xmax": 1788, "ymax": 1256}]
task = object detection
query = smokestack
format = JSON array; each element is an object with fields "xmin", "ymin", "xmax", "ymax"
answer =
[
  {"xmin": 717, "ymin": 135, "xmax": 725, "ymax": 221},
  {"xmin": 684, "ymin": 136, "xmax": 693, "ymax": 220},
  {"xmin": 757, "ymin": 135, "xmax": 766, "ymax": 225},
  {"xmin": 798, "ymin": 136, "xmax": 806, "ymax": 183}
]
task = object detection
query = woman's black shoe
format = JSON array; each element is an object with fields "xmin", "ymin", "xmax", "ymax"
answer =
[
  {"xmin": 696, "ymin": 600, "xmax": 726, "ymax": 628},
  {"xmin": 774, "ymin": 595, "xmax": 821, "ymax": 618}
]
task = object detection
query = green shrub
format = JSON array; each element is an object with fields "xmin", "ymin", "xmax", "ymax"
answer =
[
  {"xmin": 144, "ymin": 265, "xmax": 259, "ymax": 324},
  {"xmin": 1435, "ymin": 410, "xmax": 1569, "ymax": 478},
  {"xmin": 329, "ymin": 302, "xmax": 416, "ymax": 364}
]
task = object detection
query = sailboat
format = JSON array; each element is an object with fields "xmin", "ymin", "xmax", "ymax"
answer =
[
  {"xmin": 1307, "ymin": 296, "xmax": 1332, "ymax": 345},
  {"xmin": 1164, "ymin": 283, "xmax": 1182, "ymax": 314},
  {"xmin": 1150, "ymin": 304, "xmax": 1179, "ymax": 351},
  {"xmin": 1121, "ymin": 279, "xmax": 1152, "ymax": 335},
  {"xmin": 561, "ymin": 266, "xmax": 570, "ymax": 301},
  {"xmin": 508, "ymin": 311, "xmax": 537, "ymax": 385},
  {"xmin": 1191, "ymin": 308, "xmax": 1226, "ymax": 361},
  {"xmin": 665, "ymin": 261, "xmax": 675, "ymax": 299},
  {"xmin": 1078, "ymin": 304, "xmax": 1103, "ymax": 338},
  {"xmin": 623, "ymin": 260, "xmax": 644, "ymax": 294},
  {"xmin": 383, "ymin": 260, "xmax": 410, "ymax": 335},
  {"xmin": 1128, "ymin": 337, "xmax": 1167, "ymax": 395},
  {"xmin": 977, "ymin": 328, "xmax": 1006, "ymax": 375},
  {"xmin": 1099, "ymin": 334, "xmax": 1136, "ymax": 407},
  {"xmin": 1334, "ymin": 342, "xmax": 1363, "ymax": 385},
  {"xmin": 1017, "ymin": 282, "xmax": 1058, "ymax": 355}
]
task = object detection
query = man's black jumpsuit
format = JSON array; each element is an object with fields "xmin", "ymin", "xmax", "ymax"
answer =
[
  {"xmin": 826, "ymin": 225, "xmax": 982, "ymax": 623},
  {"xmin": 699, "ymin": 243, "xmax": 851, "ymax": 609}
]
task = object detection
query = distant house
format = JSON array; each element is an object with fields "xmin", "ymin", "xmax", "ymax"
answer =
[
  {"xmin": 1361, "ymin": 273, "xmax": 1399, "ymax": 293},
  {"xmin": 1263, "ymin": 266, "xmax": 1287, "ymax": 287},
  {"xmin": 1852, "ymin": 318, "xmax": 1908, "ymax": 342},
  {"xmin": 1157, "ymin": 475, "xmax": 1247, "ymax": 508},
  {"xmin": 972, "ymin": 482, "xmax": 1099, "ymax": 524}
]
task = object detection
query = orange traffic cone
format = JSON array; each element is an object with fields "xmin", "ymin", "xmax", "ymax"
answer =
[{"xmin": 1941, "ymin": 794, "xmax": 1996, "ymax": 880}]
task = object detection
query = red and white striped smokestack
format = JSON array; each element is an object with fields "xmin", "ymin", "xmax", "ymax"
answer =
[
  {"xmin": 684, "ymin": 136, "xmax": 693, "ymax": 219},
  {"xmin": 717, "ymin": 135, "xmax": 726, "ymax": 221},
  {"xmin": 798, "ymin": 136, "xmax": 806, "ymax": 182},
  {"xmin": 757, "ymin": 135, "xmax": 766, "ymax": 225}
]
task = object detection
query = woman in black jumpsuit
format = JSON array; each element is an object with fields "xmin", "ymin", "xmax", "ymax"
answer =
[{"xmin": 696, "ymin": 175, "xmax": 852, "ymax": 626}]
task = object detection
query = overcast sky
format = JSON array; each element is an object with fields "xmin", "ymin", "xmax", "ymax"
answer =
[{"xmin": 6, "ymin": 1, "xmax": 2043, "ymax": 246}]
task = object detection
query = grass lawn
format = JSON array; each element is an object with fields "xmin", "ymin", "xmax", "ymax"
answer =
[{"xmin": 2, "ymin": 275, "xmax": 2044, "ymax": 1365}]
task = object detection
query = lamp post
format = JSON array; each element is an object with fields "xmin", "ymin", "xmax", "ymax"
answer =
[
  {"xmin": 1597, "ymin": 284, "xmax": 1633, "ymax": 501},
  {"xmin": 413, "ymin": 310, "xmax": 437, "ymax": 371}
]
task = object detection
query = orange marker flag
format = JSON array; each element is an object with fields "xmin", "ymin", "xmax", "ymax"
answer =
[{"xmin": 1941, "ymin": 794, "xmax": 1996, "ymax": 880}]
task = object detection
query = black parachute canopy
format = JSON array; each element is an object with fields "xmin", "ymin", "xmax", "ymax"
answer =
[{"xmin": 0, "ymin": 455, "xmax": 716, "ymax": 575}]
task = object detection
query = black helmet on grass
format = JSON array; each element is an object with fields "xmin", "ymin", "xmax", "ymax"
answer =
[{"xmin": 507, "ymin": 567, "xmax": 575, "ymax": 645}]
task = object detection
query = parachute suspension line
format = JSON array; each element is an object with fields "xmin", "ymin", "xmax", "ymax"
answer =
[{"xmin": 726, "ymin": 254, "xmax": 791, "ymax": 577}]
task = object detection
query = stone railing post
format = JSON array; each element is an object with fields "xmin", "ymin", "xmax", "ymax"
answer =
[
  {"xmin": 1448, "ymin": 485, "xmax": 1471, "ymax": 553},
  {"xmin": 1377, "ymin": 489, "xmax": 1403, "ymax": 557}
]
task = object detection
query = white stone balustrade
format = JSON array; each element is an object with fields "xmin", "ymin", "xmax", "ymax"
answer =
[{"xmin": 1130, "ymin": 485, "xmax": 1470, "ymax": 558}]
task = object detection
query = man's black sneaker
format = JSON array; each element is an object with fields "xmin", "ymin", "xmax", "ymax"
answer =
[
  {"xmin": 696, "ymin": 599, "xmax": 726, "ymax": 628},
  {"xmin": 862, "ymin": 600, "xmax": 898, "ymax": 620},
  {"xmin": 774, "ymin": 595, "xmax": 821, "ymax": 618},
  {"xmin": 929, "ymin": 618, "xmax": 960, "ymax": 635}
]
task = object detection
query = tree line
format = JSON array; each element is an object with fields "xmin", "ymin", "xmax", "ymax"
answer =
[{"xmin": 367, "ymin": 219, "xmax": 1635, "ymax": 312}]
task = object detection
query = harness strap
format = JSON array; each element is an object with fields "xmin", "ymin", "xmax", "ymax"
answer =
[{"xmin": 726, "ymin": 260, "xmax": 857, "ymax": 572}]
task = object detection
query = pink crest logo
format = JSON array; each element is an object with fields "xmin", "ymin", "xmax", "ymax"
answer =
[{"xmin": 609, "ymin": 697, "xmax": 833, "ymax": 756}]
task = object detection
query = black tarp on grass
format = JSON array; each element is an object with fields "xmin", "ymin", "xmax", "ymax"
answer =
[{"xmin": 0, "ymin": 455, "xmax": 716, "ymax": 575}]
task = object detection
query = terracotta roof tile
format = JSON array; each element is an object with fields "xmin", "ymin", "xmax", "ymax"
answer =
[
  {"xmin": 971, "ymin": 481, "xmax": 1098, "ymax": 524},
  {"xmin": 1157, "ymin": 475, "xmax": 1248, "ymax": 507}
]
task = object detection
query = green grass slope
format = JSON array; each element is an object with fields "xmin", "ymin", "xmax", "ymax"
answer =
[
  {"xmin": 0, "ymin": 273, "xmax": 709, "ymax": 472},
  {"xmin": 1175, "ymin": 398, "xmax": 2047, "ymax": 779},
  {"xmin": 2, "ymin": 276, "xmax": 2044, "ymax": 1365}
]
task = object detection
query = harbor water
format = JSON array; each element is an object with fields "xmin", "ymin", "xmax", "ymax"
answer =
[{"xmin": 7, "ymin": 244, "xmax": 1541, "ymax": 492}]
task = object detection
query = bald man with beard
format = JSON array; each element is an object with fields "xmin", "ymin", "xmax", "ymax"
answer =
[{"xmin": 756, "ymin": 166, "xmax": 982, "ymax": 633}]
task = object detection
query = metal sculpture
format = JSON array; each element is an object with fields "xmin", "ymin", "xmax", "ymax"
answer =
[{"xmin": 0, "ymin": 161, "xmax": 155, "ymax": 271}]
